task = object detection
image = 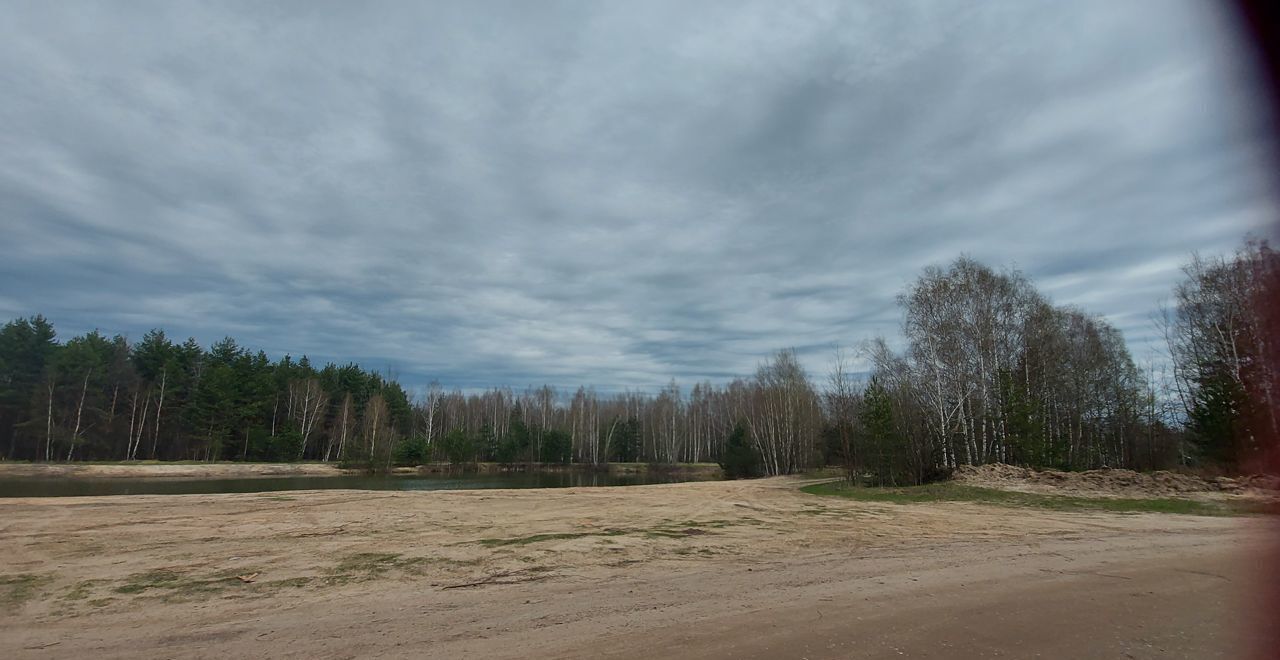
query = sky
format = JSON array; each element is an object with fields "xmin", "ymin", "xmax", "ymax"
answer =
[{"xmin": 1, "ymin": 0, "xmax": 1276, "ymax": 393}]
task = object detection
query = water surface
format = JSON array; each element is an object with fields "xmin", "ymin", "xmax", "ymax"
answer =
[{"xmin": 0, "ymin": 470, "xmax": 713, "ymax": 498}]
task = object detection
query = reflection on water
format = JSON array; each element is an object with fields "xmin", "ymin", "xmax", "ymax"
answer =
[{"xmin": 0, "ymin": 470, "xmax": 715, "ymax": 498}]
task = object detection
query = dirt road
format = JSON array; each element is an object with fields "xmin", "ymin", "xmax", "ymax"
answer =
[{"xmin": 1, "ymin": 478, "xmax": 1272, "ymax": 658}]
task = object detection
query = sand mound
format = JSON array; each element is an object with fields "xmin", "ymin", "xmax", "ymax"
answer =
[{"xmin": 952, "ymin": 463, "xmax": 1279, "ymax": 499}]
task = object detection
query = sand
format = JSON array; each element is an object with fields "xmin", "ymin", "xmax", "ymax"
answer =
[
  {"xmin": 953, "ymin": 462, "xmax": 1280, "ymax": 500},
  {"xmin": 1, "ymin": 477, "xmax": 1273, "ymax": 658}
]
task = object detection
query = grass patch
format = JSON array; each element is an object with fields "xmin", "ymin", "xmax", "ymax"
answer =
[
  {"xmin": 61, "ymin": 579, "xmax": 106, "ymax": 601},
  {"xmin": 113, "ymin": 568, "xmax": 236, "ymax": 600},
  {"xmin": 0, "ymin": 573, "xmax": 52, "ymax": 610},
  {"xmin": 114, "ymin": 567, "xmax": 316, "ymax": 601},
  {"xmin": 801, "ymin": 481, "xmax": 1257, "ymax": 516},
  {"xmin": 478, "ymin": 523, "xmax": 722, "ymax": 547},
  {"xmin": 674, "ymin": 519, "xmax": 736, "ymax": 528},
  {"xmin": 644, "ymin": 528, "xmax": 709, "ymax": 539},
  {"xmin": 114, "ymin": 569, "xmax": 186, "ymax": 594},
  {"xmin": 260, "ymin": 577, "xmax": 312, "ymax": 589},
  {"xmin": 332, "ymin": 552, "xmax": 405, "ymax": 574},
  {"xmin": 327, "ymin": 552, "xmax": 456, "ymax": 582},
  {"xmin": 476, "ymin": 529, "xmax": 631, "ymax": 547}
]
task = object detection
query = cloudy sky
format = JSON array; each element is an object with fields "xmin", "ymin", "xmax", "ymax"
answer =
[{"xmin": 2, "ymin": 1, "xmax": 1275, "ymax": 392}]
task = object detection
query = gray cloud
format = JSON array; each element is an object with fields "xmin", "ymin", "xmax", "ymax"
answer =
[{"xmin": 1, "ymin": 0, "xmax": 1274, "ymax": 392}]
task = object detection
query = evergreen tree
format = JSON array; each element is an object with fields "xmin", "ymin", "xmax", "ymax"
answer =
[
  {"xmin": 540, "ymin": 429, "xmax": 572, "ymax": 464},
  {"xmin": 0, "ymin": 316, "xmax": 57, "ymax": 458},
  {"xmin": 858, "ymin": 375, "xmax": 902, "ymax": 486},
  {"xmin": 440, "ymin": 429, "xmax": 475, "ymax": 465},
  {"xmin": 719, "ymin": 424, "xmax": 760, "ymax": 479},
  {"xmin": 610, "ymin": 418, "xmax": 640, "ymax": 463},
  {"xmin": 497, "ymin": 415, "xmax": 530, "ymax": 464}
]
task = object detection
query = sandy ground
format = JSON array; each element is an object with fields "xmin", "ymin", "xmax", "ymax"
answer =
[
  {"xmin": 1, "ymin": 478, "xmax": 1274, "ymax": 659},
  {"xmin": 954, "ymin": 463, "xmax": 1280, "ymax": 502}
]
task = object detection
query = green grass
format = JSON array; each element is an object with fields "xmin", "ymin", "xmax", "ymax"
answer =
[
  {"xmin": 112, "ymin": 567, "xmax": 325, "ymax": 601},
  {"xmin": 113, "ymin": 569, "xmax": 187, "ymax": 594},
  {"xmin": 115, "ymin": 569, "xmax": 226, "ymax": 596},
  {"xmin": 476, "ymin": 521, "xmax": 727, "ymax": 547},
  {"xmin": 325, "ymin": 552, "xmax": 468, "ymax": 583},
  {"xmin": 476, "ymin": 529, "xmax": 632, "ymax": 547},
  {"xmin": 332, "ymin": 552, "xmax": 407, "ymax": 573},
  {"xmin": 0, "ymin": 574, "xmax": 52, "ymax": 610},
  {"xmin": 801, "ymin": 480, "xmax": 1262, "ymax": 516},
  {"xmin": 60, "ymin": 579, "xmax": 106, "ymax": 601},
  {"xmin": 113, "ymin": 568, "xmax": 242, "ymax": 601}
]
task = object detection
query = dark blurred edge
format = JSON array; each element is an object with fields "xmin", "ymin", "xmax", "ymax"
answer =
[{"xmin": 1227, "ymin": 1, "xmax": 1280, "ymax": 658}]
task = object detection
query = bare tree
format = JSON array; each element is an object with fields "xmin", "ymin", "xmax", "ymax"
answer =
[
  {"xmin": 328, "ymin": 392, "xmax": 355, "ymax": 462},
  {"xmin": 1163, "ymin": 239, "xmax": 1279, "ymax": 467},
  {"xmin": 289, "ymin": 378, "xmax": 327, "ymax": 460},
  {"xmin": 825, "ymin": 346, "xmax": 860, "ymax": 479},
  {"xmin": 65, "ymin": 368, "xmax": 92, "ymax": 461},
  {"xmin": 742, "ymin": 350, "xmax": 822, "ymax": 475}
]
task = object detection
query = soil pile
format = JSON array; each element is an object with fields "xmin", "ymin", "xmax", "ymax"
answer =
[{"xmin": 952, "ymin": 463, "xmax": 1280, "ymax": 500}]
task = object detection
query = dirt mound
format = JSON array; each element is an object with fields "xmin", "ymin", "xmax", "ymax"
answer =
[
  {"xmin": 1229, "ymin": 474, "xmax": 1280, "ymax": 491},
  {"xmin": 953, "ymin": 463, "xmax": 1279, "ymax": 499}
]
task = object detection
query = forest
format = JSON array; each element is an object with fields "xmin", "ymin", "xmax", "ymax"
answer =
[{"xmin": 0, "ymin": 240, "xmax": 1274, "ymax": 480}]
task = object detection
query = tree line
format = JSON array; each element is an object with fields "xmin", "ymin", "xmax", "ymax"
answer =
[
  {"xmin": 835, "ymin": 258, "xmax": 1165, "ymax": 484},
  {"xmin": 0, "ymin": 326, "xmax": 416, "ymax": 467},
  {"xmin": 1162, "ymin": 238, "xmax": 1278, "ymax": 472},
  {"xmin": 0, "ymin": 241, "xmax": 1274, "ymax": 477}
]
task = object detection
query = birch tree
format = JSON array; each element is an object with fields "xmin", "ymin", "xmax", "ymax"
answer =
[{"xmin": 1164, "ymin": 238, "xmax": 1279, "ymax": 467}]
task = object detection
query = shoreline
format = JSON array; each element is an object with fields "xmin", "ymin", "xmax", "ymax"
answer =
[{"xmin": 0, "ymin": 461, "xmax": 723, "ymax": 480}]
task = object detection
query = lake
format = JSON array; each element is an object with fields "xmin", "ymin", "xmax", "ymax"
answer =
[{"xmin": 0, "ymin": 470, "xmax": 716, "ymax": 498}]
